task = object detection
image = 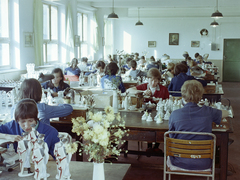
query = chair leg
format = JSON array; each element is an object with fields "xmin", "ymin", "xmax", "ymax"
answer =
[
  {"xmin": 207, "ymin": 177, "xmax": 209, "ymax": 180},
  {"xmin": 168, "ymin": 174, "xmax": 171, "ymax": 180}
]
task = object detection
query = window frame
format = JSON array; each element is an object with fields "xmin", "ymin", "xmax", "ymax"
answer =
[
  {"xmin": 43, "ymin": 3, "xmax": 59, "ymax": 64},
  {"xmin": 77, "ymin": 11, "xmax": 88, "ymax": 58},
  {"xmin": 0, "ymin": 0, "xmax": 10, "ymax": 68}
]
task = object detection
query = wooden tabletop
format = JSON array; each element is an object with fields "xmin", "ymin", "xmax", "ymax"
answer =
[{"xmin": 0, "ymin": 161, "xmax": 131, "ymax": 180}]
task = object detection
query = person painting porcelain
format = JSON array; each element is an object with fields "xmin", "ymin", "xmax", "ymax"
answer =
[
  {"xmin": 0, "ymin": 99, "xmax": 59, "ymax": 159},
  {"xmin": 64, "ymin": 58, "xmax": 81, "ymax": 77},
  {"xmin": 146, "ymin": 56, "xmax": 159, "ymax": 71},
  {"xmin": 168, "ymin": 80, "xmax": 229, "ymax": 170},
  {"xmin": 41, "ymin": 68, "xmax": 70, "ymax": 96},
  {"xmin": 11, "ymin": 78, "xmax": 73, "ymax": 125},
  {"xmin": 101, "ymin": 62, "xmax": 126, "ymax": 93},
  {"xmin": 168, "ymin": 63, "xmax": 207, "ymax": 96},
  {"xmin": 127, "ymin": 68, "xmax": 169, "ymax": 154}
]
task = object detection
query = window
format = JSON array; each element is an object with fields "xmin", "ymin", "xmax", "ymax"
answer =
[
  {"xmin": 43, "ymin": 4, "xmax": 58, "ymax": 63},
  {"xmin": 0, "ymin": 0, "xmax": 10, "ymax": 67},
  {"xmin": 77, "ymin": 12, "xmax": 88, "ymax": 58}
]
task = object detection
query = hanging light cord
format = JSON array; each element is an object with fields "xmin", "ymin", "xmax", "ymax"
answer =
[
  {"xmin": 112, "ymin": 0, "xmax": 115, "ymax": 13},
  {"xmin": 138, "ymin": 8, "xmax": 140, "ymax": 21}
]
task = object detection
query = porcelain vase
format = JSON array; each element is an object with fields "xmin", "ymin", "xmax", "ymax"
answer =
[{"xmin": 93, "ymin": 162, "xmax": 105, "ymax": 180}]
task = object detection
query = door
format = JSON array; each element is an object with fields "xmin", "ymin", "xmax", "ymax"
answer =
[{"xmin": 223, "ymin": 39, "xmax": 240, "ymax": 82}]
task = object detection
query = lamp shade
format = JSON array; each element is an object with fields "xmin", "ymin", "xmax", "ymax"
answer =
[
  {"xmin": 135, "ymin": 21, "xmax": 143, "ymax": 26},
  {"xmin": 210, "ymin": 20, "xmax": 219, "ymax": 27},
  {"xmin": 211, "ymin": 10, "xmax": 223, "ymax": 18},
  {"xmin": 108, "ymin": 12, "xmax": 119, "ymax": 19}
]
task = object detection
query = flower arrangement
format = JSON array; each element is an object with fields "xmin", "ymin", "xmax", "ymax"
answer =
[{"xmin": 65, "ymin": 106, "xmax": 128, "ymax": 163}]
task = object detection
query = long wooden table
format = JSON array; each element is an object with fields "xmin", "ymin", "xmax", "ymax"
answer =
[
  {"xmin": 50, "ymin": 109, "xmax": 233, "ymax": 180},
  {"xmin": 0, "ymin": 161, "xmax": 131, "ymax": 180}
]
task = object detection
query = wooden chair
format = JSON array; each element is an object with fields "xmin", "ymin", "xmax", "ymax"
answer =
[{"xmin": 164, "ymin": 131, "xmax": 216, "ymax": 180}]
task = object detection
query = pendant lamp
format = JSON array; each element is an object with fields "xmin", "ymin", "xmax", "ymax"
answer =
[
  {"xmin": 108, "ymin": 0, "xmax": 118, "ymax": 19},
  {"xmin": 135, "ymin": 8, "xmax": 143, "ymax": 26},
  {"xmin": 210, "ymin": 20, "xmax": 219, "ymax": 27},
  {"xmin": 211, "ymin": 0, "xmax": 223, "ymax": 19}
]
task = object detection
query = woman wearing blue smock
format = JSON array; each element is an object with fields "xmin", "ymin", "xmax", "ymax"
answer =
[
  {"xmin": 64, "ymin": 58, "xmax": 81, "ymax": 76},
  {"xmin": 168, "ymin": 80, "xmax": 229, "ymax": 170},
  {"xmin": 41, "ymin": 68, "xmax": 70, "ymax": 97},
  {"xmin": 1, "ymin": 99, "xmax": 60, "ymax": 160},
  {"xmin": 168, "ymin": 63, "xmax": 207, "ymax": 96},
  {"xmin": 101, "ymin": 62, "xmax": 126, "ymax": 93},
  {"xmin": 11, "ymin": 78, "xmax": 73, "ymax": 125}
]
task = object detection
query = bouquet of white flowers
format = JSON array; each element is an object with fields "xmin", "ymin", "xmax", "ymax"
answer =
[{"xmin": 65, "ymin": 106, "xmax": 128, "ymax": 163}]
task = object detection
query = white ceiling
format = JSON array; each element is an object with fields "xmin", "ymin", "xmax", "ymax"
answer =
[{"xmin": 77, "ymin": 0, "xmax": 240, "ymax": 8}]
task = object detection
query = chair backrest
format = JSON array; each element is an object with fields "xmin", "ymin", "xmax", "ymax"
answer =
[{"xmin": 164, "ymin": 131, "xmax": 216, "ymax": 160}]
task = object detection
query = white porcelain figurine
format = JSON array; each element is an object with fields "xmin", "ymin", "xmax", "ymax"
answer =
[
  {"xmin": 17, "ymin": 132, "xmax": 34, "ymax": 177},
  {"xmin": 141, "ymin": 111, "xmax": 148, "ymax": 121},
  {"xmin": 32, "ymin": 140, "xmax": 49, "ymax": 180},
  {"xmin": 54, "ymin": 134, "xmax": 72, "ymax": 180},
  {"xmin": 146, "ymin": 113, "xmax": 153, "ymax": 122}
]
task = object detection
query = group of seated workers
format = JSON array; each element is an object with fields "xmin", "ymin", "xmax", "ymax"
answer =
[{"xmin": 0, "ymin": 51, "xmax": 225, "ymax": 173}]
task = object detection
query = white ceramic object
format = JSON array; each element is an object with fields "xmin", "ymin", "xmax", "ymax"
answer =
[{"xmin": 93, "ymin": 162, "xmax": 105, "ymax": 180}]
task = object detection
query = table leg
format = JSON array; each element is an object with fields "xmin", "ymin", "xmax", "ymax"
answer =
[{"xmin": 219, "ymin": 133, "xmax": 228, "ymax": 180}]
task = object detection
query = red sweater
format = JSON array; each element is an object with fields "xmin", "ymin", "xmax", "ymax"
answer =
[{"xmin": 136, "ymin": 83, "xmax": 169, "ymax": 100}]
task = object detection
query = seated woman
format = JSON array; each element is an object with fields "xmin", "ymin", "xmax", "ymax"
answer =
[
  {"xmin": 133, "ymin": 52, "xmax": 140, "ymax": 61},
  {"xmin": 11, "ymin": 78, "xmax": 73, "ymax": 125},
  {"xmin": 128, "ymin": 68, "xmax": 169, "ymax": 102},
  {"xmin": 95, "ymin": 60, "xmax": 106, "ymax": 85},
  {"xmin": 79, "ymin": 57, "xmax": 92, "ymax": 72},
  {"xmin": 146, "ymin": 56, "xmax": 159, "ymax": 70},
  {"xmin": 1, "ymin": 99, "xmax": 60, "ymax": 158},
  {"xmin": 168, "ymin": 63, "xmax": 207, "ymax": 96},
  {"xmin": 137, "ymin": 56, "xmax": 147, "ymax": 71},
  {"xmin": 41, "ymin": 68, "xmax": 70, "ymax": 96},
  {"xmin": 168, "ymin": 80, "xmax": 229, "ymax": 170},
  {"xmin": 122, "ymin": 57, "xmax": 132, "ymax": 71},
  {"xmin": 164, "ymin": 62, "xmax": 175, "ymax": 78},
  {"xmin": 101, "ymin": 62, "xmax": 126, "ymax": 93},
  {"xmin": 127, "ymin": 68, "xmax": 169, "ymax": 153},
  {"xmin": 127, "ymin": 60, "xmax": 147, "ymax": 80},
  {"xmin": 64, "ymin": 58, "xmax": 81, "ymax": 77},
  {"xmin": 186, "ymin": 57, "xmax": 197, "ymax": 76}
]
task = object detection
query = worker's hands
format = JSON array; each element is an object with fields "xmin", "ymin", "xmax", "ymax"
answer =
[
  {"xmin": 143, "ymin": 89, "xmax": 152, "ymax": 96},
  {"xmin": 6, "ymin": 135, "xmax": 23, "ymax": 142}
]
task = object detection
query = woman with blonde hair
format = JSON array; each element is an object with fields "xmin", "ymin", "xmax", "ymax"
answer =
[{"xmin": 168, "ymin": 80, "xmax": 229, "ymax": 170}]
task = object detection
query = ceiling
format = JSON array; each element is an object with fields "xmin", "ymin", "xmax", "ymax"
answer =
[
  {"xmin": 77, "ymin": 0, "xmax": 240, "ymax": 8},
  {"xmin": 77, "ymin": 0, "xmax": 240, "ymax": 18}
]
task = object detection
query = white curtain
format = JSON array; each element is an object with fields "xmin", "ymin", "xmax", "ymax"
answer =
[
  {"xmin": 91, "ymin": 13, "xmax": 99, "ymax": 53},
  {"xmin": 33, "ymin": 0, "xmax": 43, "ymax": 66},
  {"xmin": 104, "ymin": 19, "xmax": 113, "ymax": 59},
  {"xmin": 65, "ymin": 1, "xmax": 74, "ymax": 63}
]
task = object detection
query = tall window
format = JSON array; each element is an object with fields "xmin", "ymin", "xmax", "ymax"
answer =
[
  {"xmin": 0, "ymin": 0, "xmax": 10, "ymax": 67},
  {"xmin": 77, "ymin": 12, "xmax": 88, "ymax": 58},
  {"xmin": 43, "ymin": 4, "xmax": 58, "ymax": 63}
]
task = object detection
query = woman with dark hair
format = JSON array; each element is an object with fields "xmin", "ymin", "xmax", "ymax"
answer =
[
  {"xmin": 41, "ymin": 68, "xmax": 70, "ymax": 96},
  {"xmin": 11, "ymin": 78, "xmax": 73, "ymax": 125},
  {"xmin": 101, "ymin": 62, "xmax": 126, "ymax": 93},
  {"xmin": 168, "ymin": 63, "xmax": 207, "ymax": 96},
  {"xmin": 146, "ymin": 56, "xmax": 159, "ymax": 70},
  {"xmin": 64, "ymin": 58, "xmax": 81, "ymax": 76},
  {"xmin": 2, "ymin": 99, "xmax": 60, "ymax": 158}
]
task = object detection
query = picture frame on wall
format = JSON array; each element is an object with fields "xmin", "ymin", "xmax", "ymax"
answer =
[
  {"xmin": 24, "ymin": 32, "xmax": 34, "ymax": 47},
  {"xmin": 148, "ymin": 41, "xmax": 156, "ymax": 47},
  {"xmin": 169, "ymin": 33, "xmax": 179, "ymax": 45},
  {"xmin": 191, "ymin": 41, "xmax": 200, "ymax": 47}
]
